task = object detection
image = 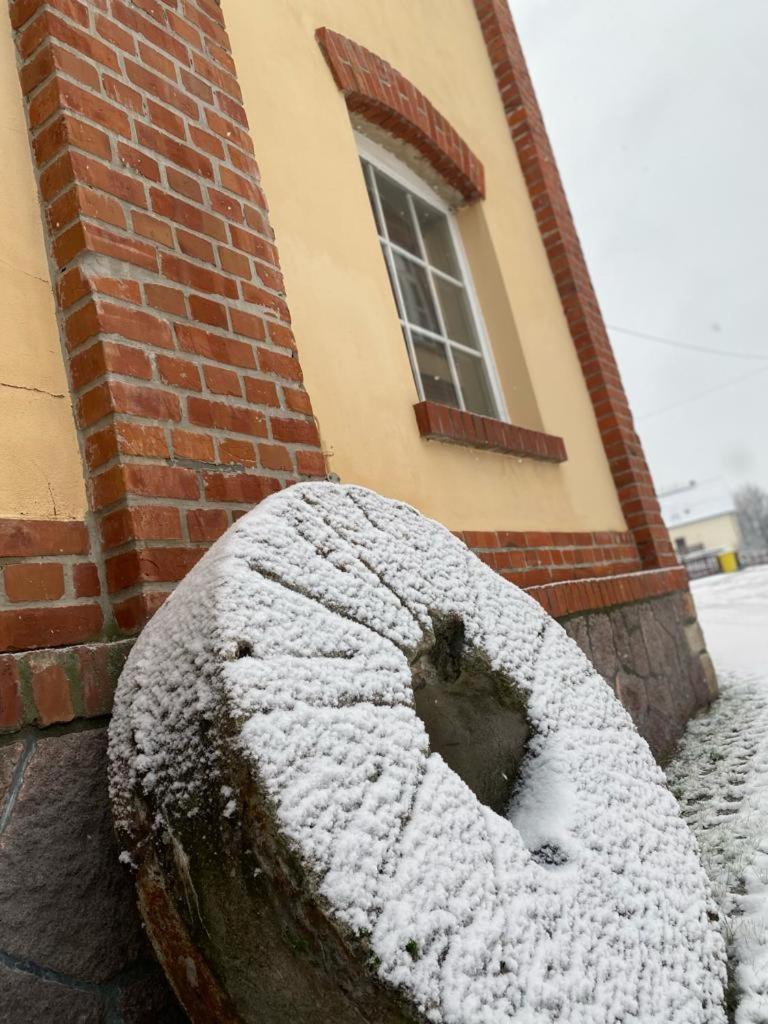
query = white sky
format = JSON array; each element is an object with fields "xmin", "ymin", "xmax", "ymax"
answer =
[{"xmin": 508, "ymin": 0, "xmax": 768, "ymax": 497}]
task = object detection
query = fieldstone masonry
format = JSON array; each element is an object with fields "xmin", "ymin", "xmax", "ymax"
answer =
[
  {"xmin": 0, "ymin": 727, "xmax": 185, "ymax": 1022},
  {"xmin": 563, "ymin": 590, "xmax": 717, "ymax": 762}
]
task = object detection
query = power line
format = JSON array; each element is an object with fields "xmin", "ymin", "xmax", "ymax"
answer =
[
  {"xmin": 637, "ymin": 363, "xmax": 768, "ymax": 422},
  {"xmin": 607, "ymin": 322, "xmax": 768, "ymax": 361}
]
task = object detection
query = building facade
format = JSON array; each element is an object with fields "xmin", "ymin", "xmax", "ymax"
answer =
[
  {"xmin": 0, "ymin": 1, "xmax": 717, "ymax": 1018},
  {"xmin": 661, "ymin": 479, "xmax": 742, "ymax": 557}
]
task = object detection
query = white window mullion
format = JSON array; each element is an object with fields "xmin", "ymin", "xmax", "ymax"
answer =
[
  {"xmin": 442, "ymin": 343, "xmax": 467, "ymax": 413},
  {"xmin": 406, "ymin": 192, "xmax": 467, "ymax": 412},
  {"xmin": 386, "ymin": 239, "xmax": 465, "ymax": 289},
  {"xmin": 367, "ymin": 167, "xmax": 426, "ymax": 400},
  {"xmin": 395, "ymin": 318, "xmax": 493, "ymax": 362},
  {"xmin": 398, "ymin": 320, "xmax": 426, "ymax": 401}
]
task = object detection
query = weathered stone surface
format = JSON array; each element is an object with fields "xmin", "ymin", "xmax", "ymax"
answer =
[
  {"xmin": 640, "ymin": 611, "xmax": 675, "ymax": 681},
  {"xmin": 586, "ymin": 613, "xmax": 619, "ymax": 684},
  {"xmin": 685, "ymin": 619, "xmax": 707, "ymax": 658},
  {"xmin": 0, "ymin": 729, "xmax": 143, "ymax": 982},
  {"xmin": 562, "ymin": 615, "xmax": 589, "ymax": 655},
  {"xmin": 411, "ymin": 617, "xmax": 529, "ymax": 815},
  {"xmin": 679, "ymin": 589, "xmax": 697, "ymax": 623},
  {"xmin": 0, "ymin": 963, "xmax": 104, "ymax": 1023},
  {"xmin": 0, "ymin": 658, "xmax": 22, "ymax": 731},
  {"xmin": 0, "ymin": 741, "xmax": 23, "ymax": 806},
  {"xmin": 615, "ymin": 671, "xmax": 649, "ymax": 731},
  {"xmin": 693, "ymin": 662, "xmax": 713, "ymax": 710},
  {"xmin": 617, "ymin": 610, "xmax": 651, "ymax": 678},
  {"xmin": 561, "ymin": 591, "xmax": 717, "ymax": 762},
  {"xmin": 700, "ymin": 651, "xmax": 719, "ymax": 700},
  {"xmin": 0, "ymin": 727, "xmax": 187, "ymax": 1024},
  {"xmin": 117, "ymin": 965, "xmax": 188, "ymax": 1024}
]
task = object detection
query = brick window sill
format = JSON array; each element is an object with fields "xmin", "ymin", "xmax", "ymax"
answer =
[{"xmin": 413, "ymin": 401, "xmax": 567, "ymax": 463}]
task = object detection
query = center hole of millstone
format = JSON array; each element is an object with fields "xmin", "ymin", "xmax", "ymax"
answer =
[{"xmin": 409, "ymin": 615, "xmax": 531, "ymax": 816}]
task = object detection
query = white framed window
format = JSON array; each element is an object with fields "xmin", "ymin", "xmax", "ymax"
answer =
[{"xmin": 357, "ymin": 134, "xmax": 507, "ymax": 421}]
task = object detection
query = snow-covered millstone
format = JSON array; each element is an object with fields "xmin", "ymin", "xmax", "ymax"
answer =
[{"xmin": 108, "ymin": 482, "xmax": 727, "ymax": 1024}]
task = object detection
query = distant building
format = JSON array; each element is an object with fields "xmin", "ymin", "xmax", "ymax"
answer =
[{"xmin": 660, "ymin": 480, "xmax": 742, "ymax": 556}]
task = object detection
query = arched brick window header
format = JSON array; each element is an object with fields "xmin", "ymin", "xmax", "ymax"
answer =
[{"xmin": 316, "ymin": 27, "xmax": 485, "ymax": 202}]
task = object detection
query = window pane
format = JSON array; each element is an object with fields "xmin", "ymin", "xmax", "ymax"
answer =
[
  {"xmin": 412, "ymin": 332, "xmax": 459, "ymax": 407},
  {"xmin": 434, "ymin": 276, "xmax": 479, "ymax": 349},
  {"xmin": 360, "ymin": 155, "xmax": 499, "ymax": 418},
  {"xmin": 375, "ymin": 171, "xmax": 420, "ymax": 254},
  {"xmin": 453, "ymin": 349, "xmax": 496, "ymax": 417},
  {"xmin": 413, "ymin": 197, "xmax": 460, "ymax": 277},
  {"xmin": 363, "ymin": 163, "xmax": 383, "ymax": 234},
  {"xmin": 393, "ymin": 252, "xmax": 440, "ymax": 333}
]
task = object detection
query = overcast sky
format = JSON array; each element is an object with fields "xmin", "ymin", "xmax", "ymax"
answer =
[{"xmin": 509, "ymin": 0, "xmax": 768, "ymax": 498}]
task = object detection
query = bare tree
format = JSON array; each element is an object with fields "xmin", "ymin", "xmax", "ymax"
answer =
[{"xmin": 735, "ymin": 484, "xmax": 768, "ymax": 552}]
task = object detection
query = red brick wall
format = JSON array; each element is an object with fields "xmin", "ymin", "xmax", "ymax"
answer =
[
  {"xmin": 0, "ymin": 519, "xmax": 101, "ymax": 653},
  {"xmin": 459, "ymin": 529, "xmax": 642, "ymax": 588},
  {"xmin": 0, "ymin": 637, "xmax": 133, "ymax": 732},
  {"xmin": 472, "ymin": 0, "xmax": 677, "ymax": 571},
  {"xmin": 9, "ymin": 0, "xmax": 326, "ymax": 639},
  {"xmin": 529, "ymin": 566, "xmax": 688, "ymax": 620},
  {"xmin": 414, "ymin": 400, "xmax": 566, "ymax": 461}
]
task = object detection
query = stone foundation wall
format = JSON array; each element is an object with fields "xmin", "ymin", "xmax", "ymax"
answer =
[
  {"xmin": 0, "ymin": 726, "xmax": 185, "ymax": 1023},
  {"xmin": 562, "ymin": 590, "xmax": 717, "ymax": 762}
]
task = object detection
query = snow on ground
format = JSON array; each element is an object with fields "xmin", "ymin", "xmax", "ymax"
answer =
[{"xmin": 667, "ymin": 565, "xmax": 768, "ymax": 1023}]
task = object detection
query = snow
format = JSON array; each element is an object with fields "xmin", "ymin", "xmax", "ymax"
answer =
[
  {"xmin": 109, "ymin": 482, "xmax": 726, "ymax": 1023},
  {"xmin": 667, "ymin": 565, "xmax": 768, "ymax": 1023}
]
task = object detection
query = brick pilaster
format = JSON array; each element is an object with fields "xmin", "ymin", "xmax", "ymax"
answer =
[
  {"xmin": 472, "ymin": 0, "xmax": 677, "ymax": 569},
  {"xmin": 9, "ymin": 0, "xmax": 326, "ymax": 634}
]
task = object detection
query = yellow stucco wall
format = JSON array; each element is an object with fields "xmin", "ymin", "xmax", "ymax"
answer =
[
  {"xmin": 0, "ymin": 5, "xmax": 86, "ymax": 521},
  {"xmin": 670, "ymin": 513, "xmax": 742, "ymax": 554},
  {"xmin": 224, "ymin": 0, "xmax": 628, "ymax": 532}
]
